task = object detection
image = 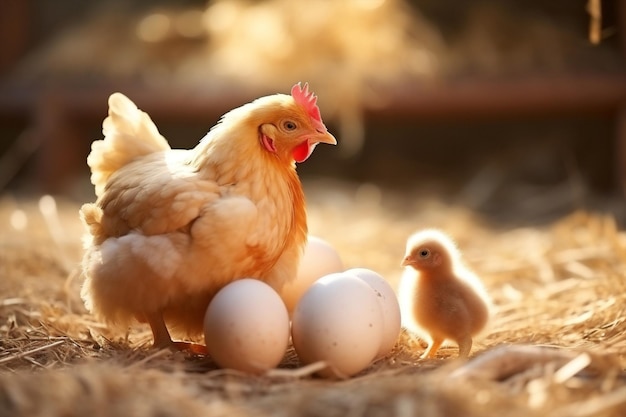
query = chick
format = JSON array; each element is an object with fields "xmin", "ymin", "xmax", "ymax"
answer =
[{"xmin": 398, "ymin": 229, "xmax": 491, "ymax": 359}]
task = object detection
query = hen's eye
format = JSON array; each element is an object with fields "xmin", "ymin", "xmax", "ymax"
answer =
[
  {"xmin": 283, "ymin": 121, "xmax": 297, "ymax": 131},
  {"xmin": 419, "ymin": 249, "xmax": 430, "ymax": 258}
]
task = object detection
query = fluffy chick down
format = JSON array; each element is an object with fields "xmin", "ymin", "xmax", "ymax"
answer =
[{"xmin": 398, "ymin": 229, "xmax": 492, "ymax": 358}]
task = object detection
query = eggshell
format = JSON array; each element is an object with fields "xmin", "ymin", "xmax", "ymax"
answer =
[
  {"xmin": 203, "ymin": 279, "xmax": 290, "ymax": 374},
  {"xmin": 280, "ymin": 236, "xmax": 344, "ymax": 314},
  {"xmin": 345, "ymin": 268, "xmax": 402, "ymax": 357},
  {"xmin": 291, "ymin": 272, "xmax": 383, "ymax": 378}
]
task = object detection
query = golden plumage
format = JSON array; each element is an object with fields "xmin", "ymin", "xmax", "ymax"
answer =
[{"xmin": 80, "ymin": 85, "xmax": 336, "ymax": 350}]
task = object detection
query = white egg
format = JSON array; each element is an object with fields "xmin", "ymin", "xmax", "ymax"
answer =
[
  {"xmin": 280, "ymin": 236, "xmax": 344, "ymax": 314},
  {"xmin": 203, "ymin": 279, "xmax": 290, "ymax": 374},
  {"xmin": 345, "ymin": 268, "xmax": 402, "ymax": 357},
  {"xmin": 291, "ymin": 272, "xmax": 383, "ymax": 378}
]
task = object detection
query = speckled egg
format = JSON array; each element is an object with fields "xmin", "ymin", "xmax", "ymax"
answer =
[{"xmin": 345, "ymin": 268, "xmax": 402, "ymax": 357}]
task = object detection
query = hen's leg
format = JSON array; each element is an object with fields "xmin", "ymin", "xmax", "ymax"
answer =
[
  {"xmin": 146, "ymin": 311, "xmax": 208, "ymax": 355},
  {"xmin": 146, "ymin": 311, "xmax": 174, "ymax": 348}
]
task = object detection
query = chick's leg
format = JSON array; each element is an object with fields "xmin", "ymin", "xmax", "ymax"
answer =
[
  {"xmin": 457, "ymin": 335, "xmax": 473, "ymax": 358},
  {"xmin": 146, "ymin": 311, "xmax": 207, "ymax": 355},
  {"xmin": 421, "ymin": 337, "xmax": 443, "ymax": 359}
]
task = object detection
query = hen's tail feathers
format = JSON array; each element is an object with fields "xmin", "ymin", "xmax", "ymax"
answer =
[
  {"xmin": 80, "ymin": 203, "xmax": 105, "ymax": 246},
  {"xmin": 88, "ymin": 93, "xmax": 170, "ymax": 197}
]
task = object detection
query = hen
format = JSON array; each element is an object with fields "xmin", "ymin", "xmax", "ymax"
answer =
[{"xmin": 80, "ymin": 83, "xmax": 336, "ymax": 351}]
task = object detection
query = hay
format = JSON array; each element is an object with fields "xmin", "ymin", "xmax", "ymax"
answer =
[{"xmin": 1, "ymin": 182, "xmax": 625, "ymax": 417}]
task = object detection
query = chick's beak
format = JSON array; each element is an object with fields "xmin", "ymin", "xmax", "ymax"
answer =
[{"xmin": 401, "ymin": 255, "xmax": 413, "ymax": 267}]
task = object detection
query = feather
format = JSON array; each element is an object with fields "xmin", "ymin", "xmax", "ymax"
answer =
[{"xmin": 88, "ymin": 93, "xmax": 170, "ymax": 197}]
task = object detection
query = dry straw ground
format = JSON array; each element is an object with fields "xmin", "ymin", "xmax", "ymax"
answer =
[{"xmin": 1, "ymin": 180, "xmax": 625, "ymax": 417}]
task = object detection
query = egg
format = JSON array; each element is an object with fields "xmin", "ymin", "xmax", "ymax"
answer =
[
  {"xmin": 280, "ymin": 236, "xmax": 344, "ymax": 314},
  {"xmin": 345, "ymin": 268, "xmax": 402, "ymax": 357},
  {"xmin": 203, "ymin": 279, "xmax": 290, "ymax": 374},
  {"xmin": 291, "ymin": 272, "xmax": 384, "ymax": 378}
]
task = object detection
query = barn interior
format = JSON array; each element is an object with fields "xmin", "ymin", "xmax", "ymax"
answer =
[{"xmin": 1, "ymin": 1, "xmax": 626, "ymax": 416}]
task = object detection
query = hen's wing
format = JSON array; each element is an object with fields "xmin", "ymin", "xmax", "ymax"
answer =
[
  {"xmin": 84, "ymin": 150, "xmax": 222, "ymax": 239},
  {"xmin": 82, "ymin": 149, "xmax": 263, "ymax": 260},
  {"xmin": 80, "ymin": 149, "xmax": 261, "ymax": 327}
]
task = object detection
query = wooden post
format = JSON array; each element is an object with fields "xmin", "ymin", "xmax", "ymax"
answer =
[
  {"xmin": 616, "ymin": 0, "xmax": 626, "ymax": 196},
  {"xmin": 0, "ymin": 0, "xmax": 31, "ymax": 75}
]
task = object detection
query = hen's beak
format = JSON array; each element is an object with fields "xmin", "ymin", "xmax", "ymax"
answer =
[
  {"xmin": 314, "ymin": 129, "xmax": 337, "ymax": 145},
  {"xmin": 401, "ymin": 255, "xmax": 412, "ymax": 267}
]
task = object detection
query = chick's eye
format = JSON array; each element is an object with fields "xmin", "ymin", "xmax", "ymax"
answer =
[
  {"xmin": 283, "ymin": 121, "xmax": 297, "ymax": 131},
  {"xmin": 419, "ymin": 249, "xmax": 430, "ymax": 258}
]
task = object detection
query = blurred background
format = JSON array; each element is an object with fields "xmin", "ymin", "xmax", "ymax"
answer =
[{"xmin": 0, "ymin": 0, "xmax": 625, "ymax": 222}]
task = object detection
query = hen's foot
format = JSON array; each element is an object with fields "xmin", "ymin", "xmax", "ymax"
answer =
[
  {"xmin": 170, "ymin": 341, "xmax": 208, "ymax": 355},
  {"xmin": 146, "ymin": 311, "xmax": 208, "ymax": 355}
]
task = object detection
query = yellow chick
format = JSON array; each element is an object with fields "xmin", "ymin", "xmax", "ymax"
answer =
[{"xmin": 398, "ymin": 229, "xmax": 492, "ymax": 359}]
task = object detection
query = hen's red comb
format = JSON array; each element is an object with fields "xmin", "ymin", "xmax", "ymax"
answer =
[{"xmin": 291, "ymin": 82, "xmax": 322, "ymax": 123}]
